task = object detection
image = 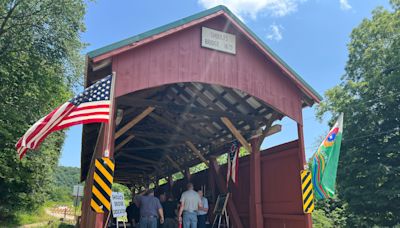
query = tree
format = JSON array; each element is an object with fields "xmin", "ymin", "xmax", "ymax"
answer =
[
  {"xmin": 317, "ymin": 1, "xmax": 400, "ymax": 226},
  {"xmin": 0, "ymin": 0, "xmax": 86, "ymax": 220}
]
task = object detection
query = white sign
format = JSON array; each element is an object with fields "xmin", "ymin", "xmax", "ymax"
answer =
[
  {"xmin": 72, "ymin": 185, "xmax": 84, "ymax": 197},
  {"xmin": 111, "ymin": 192, "xmax": 127, "ymax": 218},
  {"xmin": 201, "ymin": 27, "xmax": 236, "ymax": 54}
]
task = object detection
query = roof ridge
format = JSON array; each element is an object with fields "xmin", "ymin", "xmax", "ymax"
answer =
[{"xmin": 87, "ymin": 5, "xmax": 322, "ymax": 101}]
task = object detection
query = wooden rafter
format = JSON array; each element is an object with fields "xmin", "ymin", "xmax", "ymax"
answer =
[
  {"xmin": 220, "ymin": 117, "xmax": 252, "ymax": 152},
  {"xmin": 117, "ymin": 153, "xmax": 160, "ymax": 165},
  {"xmin": 118, "ymin": 97, "xmax": 264, "ymax": 123},
  {"xmin": 121, "ymin": 143, "xmax": 184, "ymax": 151},
  {"xmin": 115, "ymin": 135, "xmax": 135, "ymax": 151},
  {"xmin": 165, "ymin": 155, "xmax": 183, "ymax": 173},
  {"xmin": 115, "ymin": 107, "xmax": 155, "ymax": 139},
  {"xmin": 185, "ymin": 141, "xmax": 210, "ymax": 167}
]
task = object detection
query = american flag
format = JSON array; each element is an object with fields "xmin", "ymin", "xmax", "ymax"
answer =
[
  {"xmin": 226, "ymin": 140, "xmax": 240, "ymax": 186},
  {"xmin": 16, "ymin": 75, "xmax": 113, "ymax": 159}
]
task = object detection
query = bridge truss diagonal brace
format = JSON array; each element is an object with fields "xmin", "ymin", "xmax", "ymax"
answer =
[
  {"xmin": 220, "ymin": 117, "xmax": 252, "ymax": 152},
  {"xmin": 185, "ymin": 141, "xmax": 210, "ymax": 167},
  {"xmin": 115, "ymin": 106, "xmax": 155, "ymax": 139}
]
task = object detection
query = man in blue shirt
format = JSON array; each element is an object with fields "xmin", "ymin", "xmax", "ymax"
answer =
[
  {"xmin": 197, "ymin": 190, "xmax": 208, "ymax": 228},
  {"xmin": 135, "ymin": 189, "xmax": 164, "ymax": 228}
]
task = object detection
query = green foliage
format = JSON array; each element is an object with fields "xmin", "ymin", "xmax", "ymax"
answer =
[
  {"xmin": 314, "ymin": 197, "xmax": 348, "ymax": 227},
  {"xmin": 53, "ymin": 166, "xmax": 80, "ymax": 187},
  {"xmin": 312, "ymin": 209, "xmax": 334, "ymax": 228},
  {"xmin": 317, "ymin": 2, "xmax": 400, "ymax": 226},
  {"xmin": 0, "ymin": 203, "xmax": 53, "ymax": 227},
  {"xmin": 48, "ymin": 166, "xmax": 80, "ymax": 202},
  {"xmin": 0, "ymin": 0, "xmax": 86, "ymax": 220},
  {"xmin": 112, "ymin": 183, "xmax": 132, "ymax": 201},
  {"xmin": 189, "ymin": 162, "xmax": 208, "ymax": 174}
]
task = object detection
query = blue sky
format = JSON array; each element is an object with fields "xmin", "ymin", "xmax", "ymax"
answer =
[{"xmin": 59, "ymin": 0, "xmax": 390, "ymax": 167}]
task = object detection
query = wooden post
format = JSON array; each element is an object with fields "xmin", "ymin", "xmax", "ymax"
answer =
[
  {"xmin": 167, "ymin": 175, "xmax": 174, "ymax": 196},
  {"xmin": 185, "ymin": 167, "xmax": 191, "ymax": 182},
  {"xmin": 249, "ymin": 137, "xmax": 264, "ymax": 228},
  {"xmin": 297, "ymin": 122, "xmax": 313, "ymax": 227},
  {"xmin": 209, "ymin": 157, "xmax": 244, "ymax": 228},
  {"xmin": 81, "ymin": 72, "xmax": 117, "ymax": 228},
  {"xmin": 208, "ymin": 158, "xmax": 216, "ymax": 202}
]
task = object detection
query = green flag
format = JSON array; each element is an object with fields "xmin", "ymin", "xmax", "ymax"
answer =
[{"xmin": 311, "ymin": 114, "xmax": 344, "ymax": 199}]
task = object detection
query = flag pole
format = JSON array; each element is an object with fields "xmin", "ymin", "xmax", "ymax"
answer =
[{"xmin": 104, "ymin": 71, "xmax": 117, "ymax": 158}]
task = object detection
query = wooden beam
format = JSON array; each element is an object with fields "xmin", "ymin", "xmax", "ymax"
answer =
[
  {"xmin": 185, "ymin": 141, "xmax": 209, "ymax": 167},
  {"xmin": 266, "ymin": 124, "xmax": 281, "ymax": 137},
  {"xmin": 117, "ymin": 153, "xmax": 160, "ymax": 165},
  {"xmin": 131, "ymin": 130, "xmax": 206, "ymax": 142},
  {"xmin": 115, "ymin": 107, "xmax": 155, "ymax": 139},
  {"xmin": 256, "ymin": 114, "xmax": 281, "ymax": 150},
  {"xmin": 115, "ymin": 135, "xmax": 135, "ymax": 151},
  {"xmin": 209, "ymin": 157, "xmax": 244, "ymax": 228},
  {"xmin": 220, "ymin": 117, "xmax": 252, "ymax": 152},
  {"xmin": 249, "ymin": 137, "xmax": 264, "ymax": 228},
  {"xmin": 118, "ymin": 97, "xmax": 264, "ymax": 123},
  {"xmin": 121, "ymin": 143, "xmax": 184, "ymax": 151},
  {"xmin": 148, "ymin": 112, "xmax": 207, "ymax": 142},
  {"xmin": 165, "ymin": 155, "xmax": 183, "ymax": 173}
]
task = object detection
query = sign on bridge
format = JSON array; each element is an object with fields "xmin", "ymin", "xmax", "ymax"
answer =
[{"xmin": 111, "ymin": 192, "xmax": 127, "ymax": 218}]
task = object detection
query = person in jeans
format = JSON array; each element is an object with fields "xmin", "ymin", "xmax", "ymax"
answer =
[
  {"xmin": 178, "ymin": 183, "xmax": 203, "ymax": 228},
  {"xmin": 197, "ymin": 190, "xmax": 208, "ymax": 228},
  {"xmin": 161, "ymin": 194, "xmax": 178, "ymax": 228},
  {"xmin": 135, "ymin": 189, "xmax": 164, "ymax": 228}
]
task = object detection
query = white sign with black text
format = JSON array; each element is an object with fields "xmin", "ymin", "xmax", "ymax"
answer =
[
  {"xmin": 111, "ymin": 192, "xmax": 127, "ymax": 218},
  {"xmin": 201, "ymin": 27, "xmax": 236, "ymax": 54}
]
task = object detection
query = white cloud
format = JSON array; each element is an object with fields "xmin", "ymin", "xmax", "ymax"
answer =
[
  {"xmin": 339, "ymin": 0, "xmax": 352, "ymax": 10},
  {"xmin": 266, "ymin": 23, "xmax": 284, "ymax": 41},
  {"xmin": 198, "ymin": 0, "xmax": 306, "ymax": 20}
]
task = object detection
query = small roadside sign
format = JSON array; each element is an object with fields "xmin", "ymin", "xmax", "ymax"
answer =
[
  {"xmin": 72, "ymin": 185, "xmax": 84, "ymax": 197},
  {"xmin": 111, "ymin": 192, "xmax": 127, "ymax": 218}
]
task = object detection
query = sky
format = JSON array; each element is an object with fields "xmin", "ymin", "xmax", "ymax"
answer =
[{"xmin": 59, "ymin": 0, "xmax": 391, "ymax": 167}]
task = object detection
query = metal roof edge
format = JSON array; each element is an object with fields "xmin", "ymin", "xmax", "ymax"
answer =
[
  {"xmin": 220, "ymin": 7, "xmax": 323, "ymax": 101},
  {"xmin": 87, "ymin": 5, "xmax": 226, "ymax": 59},
  {"xmin": 86, "ymin": 5, "xmax": 322, "ymax": 102}
]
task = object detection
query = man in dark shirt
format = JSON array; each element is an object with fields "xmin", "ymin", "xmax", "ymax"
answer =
[
  {"xmin": 135, "ymin": 189, "xmax": 164, "ymax": 228},
  {"xmin": 161, "ymin": 194, "xmax": 178, "ymax": 228},
  {"xmin": 127, "ymin": 200, "xmax": 140, "ymax": 227}
]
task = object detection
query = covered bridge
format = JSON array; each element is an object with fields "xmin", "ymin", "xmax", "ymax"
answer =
[{"xmin": 80, "ymin": 5, "xmax": 321, "ymax": 228}]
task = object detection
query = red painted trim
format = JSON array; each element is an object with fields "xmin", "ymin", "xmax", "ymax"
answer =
[
  {"xmin": 92, "ymin": 11, "xmax": 225, "ymax": 63},
  {"xmin": 221, "ymin": 12, "xmax": 321, "ymax": 103}
]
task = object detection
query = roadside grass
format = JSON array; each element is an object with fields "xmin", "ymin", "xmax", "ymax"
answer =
[
  {"xmin": 0, "ymin": 205, "xmax": 53, "ymax": 227},
  {"xmin": 0, "ymin": 200, "xmax": 79, "ymax": 227}
]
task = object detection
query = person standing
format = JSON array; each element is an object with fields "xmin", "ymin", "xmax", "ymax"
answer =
[
  {"xmin": 136, "ymin": 189, "xmax": 164, "ymax": 228},
  {"xmin": 161, "ymin": 194, "xmax": 178, "ymax": 228},
  {"xmin": 197, "ymin": 190, "xmax": 208, "ymax": 228},
  {"xmin": 178, "ymin": 183, "xmax": 202, "ymax": 228},
  {"xmin": 126, "ymin": 200, "xmax": 140, "ymax": 227}
]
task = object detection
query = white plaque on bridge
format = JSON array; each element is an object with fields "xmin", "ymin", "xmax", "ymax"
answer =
[{"xmin": 201, "ymin": 27, "xmax": 236, "ymax": 54}]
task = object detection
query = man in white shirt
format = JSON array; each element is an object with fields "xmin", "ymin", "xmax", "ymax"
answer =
[
  {"xmin": 178, "ymin": 183, "xmax": 203, "ymax": 228},
  {"xmin": 197, "ymin": 190, "xmax": 208, "ymax": 228}
]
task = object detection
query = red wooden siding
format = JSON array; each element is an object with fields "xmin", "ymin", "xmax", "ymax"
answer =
[
  {"xmin": 156, "ymin": 140, "xmax": 309, "ymax": 227},
  {"xmin": 112, "ymin": 16, "xmax": 304, "ymax": 123}
]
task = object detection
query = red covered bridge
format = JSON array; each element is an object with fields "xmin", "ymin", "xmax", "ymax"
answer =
[{"xmin": 79, "ymin": 5, "xmax": 321, "ymax": 228}]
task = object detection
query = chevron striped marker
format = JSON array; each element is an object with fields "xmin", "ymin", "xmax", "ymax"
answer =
[
  {"xmin": 91, "ymin": 157, "xmax": 115, "ymax": 213},
  {"xmin": 300, "ymin": 170, "xmax": 314, "ymax": 214}
]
